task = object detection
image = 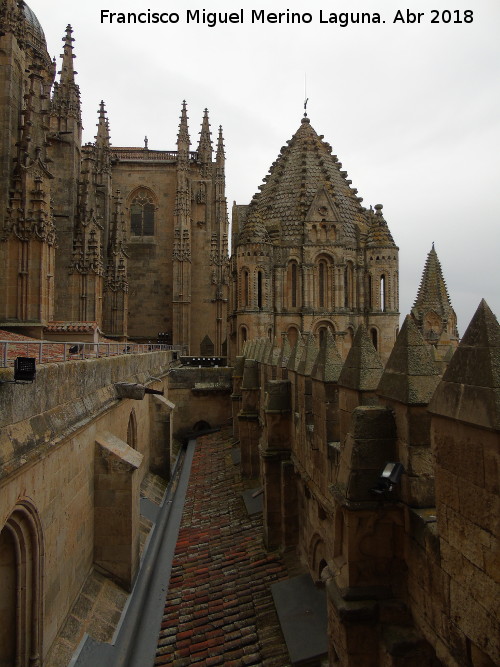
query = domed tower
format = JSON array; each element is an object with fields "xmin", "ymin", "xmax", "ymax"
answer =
[
  {"xmin": 229, "ymin": 114, "xmax": 399, "ymax": 362},
  {"xmin": 0, "ymin": 1, "xmax": 57, "ymax": 333}
]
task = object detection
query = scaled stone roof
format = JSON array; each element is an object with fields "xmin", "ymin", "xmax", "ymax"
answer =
[
  {"xmin": 338, "ymin": 325, "xmax": 384, "ymax": 391},
  {"xmin": 377, "ymin": 316, "xmax": 441, "ymax": 404},
  {"xmin": 241, "ymin": 116, "xmax": 369, "ymax": 245},
  {"xmin": 429, "ymin": 299, "xmax": 500, "ymax": 429},
  {"xmin": 365, "ymin": 205, "xmax": 396, "ymax": 247},
  {"xmin": 412, "ymin": 244, "xmax": 454, "ymax": 321}
]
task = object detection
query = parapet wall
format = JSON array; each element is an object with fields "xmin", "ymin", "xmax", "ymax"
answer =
[
  {"xmin": 0, "ymin": 350, "xmax": 175, "ymax": 662},
  {"xmin": 236, "ymin": 302, "xmax": 499, "ymax": 667}
]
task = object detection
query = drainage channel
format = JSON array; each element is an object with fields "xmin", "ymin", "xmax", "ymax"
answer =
[{"xmin": 71, "ymin": 438, "xmax": 197, "ymax": 667}]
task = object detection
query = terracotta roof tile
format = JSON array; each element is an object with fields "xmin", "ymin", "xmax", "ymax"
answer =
[{"xmin": 155, "ymin": 430, "xmax": 292, "ymax": 666}]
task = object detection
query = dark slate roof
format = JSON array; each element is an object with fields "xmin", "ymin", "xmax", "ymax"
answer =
[
  {"xmin": 377, "ymin": 316, "xmax": 441, "ymax": 404},
  {"xmin": 242, "ymin": 116, "xmax": 369, "ymax": 245}
]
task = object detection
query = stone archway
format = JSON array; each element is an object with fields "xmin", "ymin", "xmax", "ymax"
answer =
[{"xmin": 0, "ymin": 501, "xmax": 43, "ymax": 667}]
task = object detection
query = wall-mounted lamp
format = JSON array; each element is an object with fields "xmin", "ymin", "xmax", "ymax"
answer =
[
  {"xmin": 371, "ymin": 462, "xmax": 404, "ymax": 495},
  {"xmin": 0, "ymin": 357, "xmax": 37, "ymax": 385}
]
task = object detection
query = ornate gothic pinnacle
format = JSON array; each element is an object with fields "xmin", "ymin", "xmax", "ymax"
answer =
[
  {"xmin": 216, "ymin": 126, "xmax": 225, "ymax": 164},
  {"xmin": 95, "ymin": 100, "xmax": 110, "ymax": 146},
  {"xmin": 197, "ymin": 108, "xmax": 212, "ymax": 163},
  {"xmin": 177, "ymin": 100, "xmax": 190, "ymax": 152}
]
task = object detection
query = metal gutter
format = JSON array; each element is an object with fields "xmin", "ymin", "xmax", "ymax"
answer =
[{"xmin": 72, "ymin": 438, "xmax": 197, "ymax": 667}]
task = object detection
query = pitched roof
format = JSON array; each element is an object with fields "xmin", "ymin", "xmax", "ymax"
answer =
[
  {"xmin": 428, "ymin": 299, "xmax": 500, "ymax": 429},
  {"xmin": 242, "ymin": 116, "xmax": 368, "ymax": 245},
  {"xmin": 377, "ymin": 315, "xmax": 441, "ymax": 404},
  {"xmin": 338, "ymin": 324, "xmax": 384, "ymax": 391}
]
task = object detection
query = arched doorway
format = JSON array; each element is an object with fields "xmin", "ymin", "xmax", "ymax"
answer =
[{"xmin": 0, "ymin": 501, "xmax": 43, "ymax": 667}]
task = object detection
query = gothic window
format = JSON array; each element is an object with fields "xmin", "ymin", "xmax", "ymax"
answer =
[
  {"xmin": 370, "ymin": 327, "xmax": 378, "ymax": 350},
  {"xmin": 130, "ymin": 189, "xmax": 156, "ymax": 236}
]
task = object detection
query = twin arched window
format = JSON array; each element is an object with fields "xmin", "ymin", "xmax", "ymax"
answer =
[{"xmin": 130, "ymin": 189, "xmax": 155, "ymax": 236}]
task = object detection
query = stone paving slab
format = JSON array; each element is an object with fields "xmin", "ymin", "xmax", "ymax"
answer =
[{"xmin": 155, "ymin": 429, "xmax": 292, "ymax": 666}]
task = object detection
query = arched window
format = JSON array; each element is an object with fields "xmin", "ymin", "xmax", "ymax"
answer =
[
  {"xmin": 344, "ymin": 263, "xmax": 354, "ymax": 309},
  {"xmin": 257, "ymin": 270, "xmax": 263, "ymax": 309},
  {"xmin": 130, "ymin": 189, "xmax": 155, "ymax": 236},
  {"xmin": 315, "ymin": 255, "xmax": 333, "ymax": 309},
  {"xmin": 242, "ymin": 270, "xmax": 249, "ymax": 307},
  {"xmin": 319, "ymin": 261, "xmax": 326, "ymax": 308},
  {"xmin": 380, "ymin": 274, "xmax": 386, "ymax": 312},
  {"xmin": 370, "ymin": 327, "xmax": 378, "ymax": 350},
  {"xmin": 315, "ymin": 321, "xmax": 335, "ymax": 347},
  {"xmin": 287, "ymin": 326, "xmax": 299, "ymax": 348},
  {"xmin": 291, "ymin": 262, "xmax": 298, "ymax": 307}
]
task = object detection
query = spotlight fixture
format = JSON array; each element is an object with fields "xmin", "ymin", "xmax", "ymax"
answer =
[
  {"xmin": 371, "ymin": 462, "xmax": 404, "ymax": 495},
  {"xmin": 0, "ymin": 357, "xmax": 37, "ymax": 385}
]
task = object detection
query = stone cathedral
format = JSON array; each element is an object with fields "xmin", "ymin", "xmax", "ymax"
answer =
[
  {"xmin": 4, "ymin": 5, "xmax": 497, "ymax": 667},
  {"xmin": 0, "ymin": 1, "xmax": 229, "ymax": 354}
]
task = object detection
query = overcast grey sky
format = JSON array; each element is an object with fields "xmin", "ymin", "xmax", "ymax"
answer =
[{"xmin": 31, "ymin": 0, "xmax": 500, "ymax": 334}]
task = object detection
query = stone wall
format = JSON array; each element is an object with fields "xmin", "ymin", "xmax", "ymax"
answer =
[
  {"xmin": 0, "ymin": 350, "xmax": 175, "ymax": 662},
  {"xmin": 236, "ymin": 301, "xmax": 499, "ymax": 667}
]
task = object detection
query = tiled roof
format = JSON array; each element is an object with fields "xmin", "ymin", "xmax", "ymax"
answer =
[
  {"xmin": 242, "ymin": 116, "xmax": 368, "ymax": 245},
  {"xmin": 155, "ymin": 430, "xmax": 292, "ymax": 666}
]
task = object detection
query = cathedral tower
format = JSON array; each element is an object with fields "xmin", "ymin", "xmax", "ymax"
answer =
[{"xmin": 229, "ymin": 114, "xmax": 399, "ymax": 362}]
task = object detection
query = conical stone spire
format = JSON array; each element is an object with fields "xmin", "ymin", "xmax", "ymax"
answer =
[
  {"xmin": 243, "ymin": 115, "xmax": 367, "ymax": 245},
  {"xmin": 95, "ymin": 100, "xmax": 110, "ymax": 146},
  {"xmin": 216, "ymin": 125, "xmax": 225, "ymax": 166},
  {"xmin": 197, "ymin": 109, "xmax": 212, "ymax": 164},
  {"xmin": 412, "ymin": 244, "xmax": 458, "ymax": 341},
  {"xmin": 177, "ymin": 100, "xmax": 190, "ymax": 155}
]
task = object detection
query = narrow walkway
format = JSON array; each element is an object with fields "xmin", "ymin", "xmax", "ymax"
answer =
[{"xmin": 155, "ymin": 430, "xmax": 292, "ymax": 666}]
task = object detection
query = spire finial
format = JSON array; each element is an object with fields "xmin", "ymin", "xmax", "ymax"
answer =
[{"xmin": 144, "ymin": 136, "xmax": 148, "ymax": 149}]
